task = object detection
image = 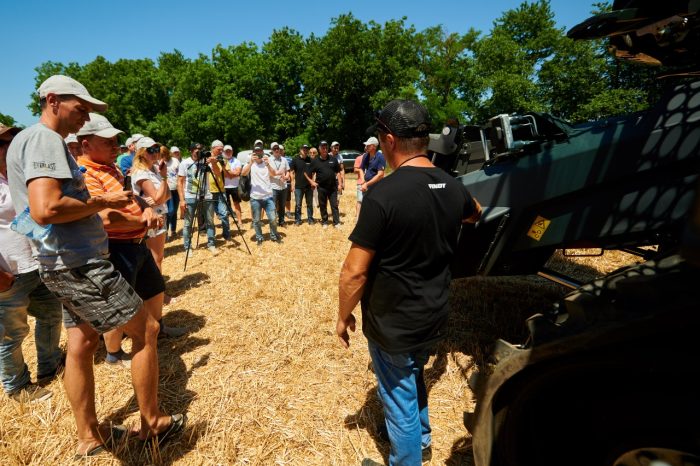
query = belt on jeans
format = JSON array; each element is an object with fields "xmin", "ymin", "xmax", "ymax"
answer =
[{"xmin": 109, "ymin": 237, "xmax": 145, "ymax": 244}]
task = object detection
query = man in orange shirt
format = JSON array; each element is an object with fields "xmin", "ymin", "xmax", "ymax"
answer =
[{"xmin": 77, "ymin": 114, "xmax": 186, "ymax": 451}]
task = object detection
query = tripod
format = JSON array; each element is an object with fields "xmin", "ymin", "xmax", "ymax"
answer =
[{"xmin": 184, "ymin": 156, "xmax": 250, "ymax": 271}]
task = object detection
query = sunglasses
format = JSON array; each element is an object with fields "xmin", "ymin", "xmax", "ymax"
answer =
[
  {"xmin": 374, "ymin": 111, "xmax": 393, "ymax": 135},
  {"xmin": 146, "ymin": 146, "xmax": 161, "ymax": 154}
]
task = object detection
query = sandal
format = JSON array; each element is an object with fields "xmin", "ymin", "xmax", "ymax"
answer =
[
  {"xmin": 143, "ymin": 413, "xmax": 187, "ymax": 447},
  {"xmin": 73, "ymin": 424, "xmax": 128, "ymax": 460}
]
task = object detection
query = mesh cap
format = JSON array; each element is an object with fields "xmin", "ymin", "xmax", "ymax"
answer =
[{"xmin": 371, "ymin": 99, "xmax": 431, "ymax": 138}]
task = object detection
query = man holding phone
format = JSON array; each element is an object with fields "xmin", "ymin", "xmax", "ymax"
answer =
[{"xmin": 241, "ymin": 142, "xmax": 283, "ymax": 245}]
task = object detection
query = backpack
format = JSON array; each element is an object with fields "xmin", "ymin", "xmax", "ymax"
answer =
[{"xmin": 238, "ymin": 174, "xmax": 251, "ymax": 201}]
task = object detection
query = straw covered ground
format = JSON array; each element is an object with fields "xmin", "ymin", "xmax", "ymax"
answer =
[{"xmin": 0, "ymin": 173, "xmax": 645, "ymax": 465}]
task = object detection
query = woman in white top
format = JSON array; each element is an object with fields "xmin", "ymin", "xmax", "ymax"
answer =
[
  {"xmin": 131, "ymin": 137, "xmax": 170, "ymax": 271},
  {"xmin": 161, "ymin": 146, "xmax": 180, "ymax": 238}
]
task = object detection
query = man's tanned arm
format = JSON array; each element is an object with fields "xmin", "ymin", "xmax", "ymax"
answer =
[{"xmin": 337, "ymin": 244, "xmax": 375, "ymax": 349}]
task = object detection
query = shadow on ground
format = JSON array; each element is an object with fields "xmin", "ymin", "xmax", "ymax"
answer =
[{"xmin": 102, "ymin": 310, "xmax": 210, "ymax": 465}]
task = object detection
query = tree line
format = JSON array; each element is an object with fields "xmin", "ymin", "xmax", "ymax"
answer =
[{"xmin": 9, "ymin": 1, "xmax": 662, "ymax": 156}]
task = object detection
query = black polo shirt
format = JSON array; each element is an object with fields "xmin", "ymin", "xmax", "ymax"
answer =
[
  {"xmin": 289, "ymin": 156, "xmax": 312, "ymax": 189},
  {"xmin": 310, "ymin": 156, "xmax": 340, "ymax": 190},
  {"xmin": 349, "ymin": 166, "xmax": 477, "ymax": 354}
]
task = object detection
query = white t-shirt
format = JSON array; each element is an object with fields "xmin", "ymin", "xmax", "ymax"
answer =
[
  {"xmin": 0, "ymin": 174, "xmax": 37, "ymax": 275},
  {"xmin": 269, "ymin": 156, "xmax": 289, "ymax": 191},
  {"xmin": 224, "ymin": 157, "xmax": 242, "ymax": 188},
  {"xmin": 165, "ymin": 158, "xmax": 180, "ymax": 190},
  {"xmin": 178, "ymin": 158, "xmax": 212, "ymax": 200},
  {"xmin": 250, "ymin": 161, "xmax": 273, "ymax": 200},
  {"xmin": 131, "ymin": 168, "xmax": 168, "ymax": 214}
]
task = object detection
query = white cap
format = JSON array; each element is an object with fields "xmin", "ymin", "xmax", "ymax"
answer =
[
  {"xmin": 170, "ymin": 146, "xmax": 180, "ymax": 153},
  {"xmin": 64, "ymin": 133, "xmax": 78, "ymax": 144},
  {"xmin": 125, "ymin": 137, "xmax": 133, "ymax": 146},
  {"xmin": 279, "ymin": 144, "xmax": 284, "ymax": 150},
  {"xmin": 223, "ymin": 144, "xmax": 233, "ymax": 151},
  {"xmin": 254, "ymin": 139, "xmax": 263, "ymax": 146},
  {"xmin": 76, "ymin": 113, "xmax": 123, "ymax": 138},
  {"xmin": 136, "ymin": 137, "xmax": 158, "ymax": 150},
  {"xmin": 270, "ymin": 141, "xmax": 279, "ymax": 149},
  {"xmin": 363, "ymin": 136, "xmax": 379, "ymax": 147},
  {"xmin": 331, "ymin": 141, "xmax": 339, "ymax": 147},
  {"xmin": 38, "ymin": 75, "xmax": 108, "ymax": 112},
  {"xmin": 131, "ymin": 133, "xmax": 144, "ymax": 143},
  {"xmin": 211, "ymin": 139, "xmax": 224, "ymax": 148}
]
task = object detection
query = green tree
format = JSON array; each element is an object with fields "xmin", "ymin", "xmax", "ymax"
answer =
[
  {"xmin": 303, "ymin": 14, "xmax": 418, "ymax": 149},
  {"xmin": 416, "ymin": 25, "xmax": 481, "ymax": 126},
  {"xmin": 0, "ymin": 112, "xmax": 17, "ymax": 127}
]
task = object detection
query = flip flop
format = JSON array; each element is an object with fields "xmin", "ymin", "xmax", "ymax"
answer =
[
  {"xmin": 73, "ymin": 444, "xmax": 106, "ymax": 460},
  {"xmin": 73, "ymin": 424, "xmax": 127, "ymax": 460},
  {"xmin": 143, "ymin": 413, "xmax": 187, "ymax": 447}
]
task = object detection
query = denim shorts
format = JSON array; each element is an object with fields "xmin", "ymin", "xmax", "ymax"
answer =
[{"xmin": 41, "ymin": 260, "xmax": 142, "ymax": 334}]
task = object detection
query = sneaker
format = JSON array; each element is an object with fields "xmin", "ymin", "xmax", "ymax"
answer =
[
  {"xmin": 322, "ymin": 224, "xmax": 328, "ymax": 229},
  {"xmin": 208, "ymin": 245, "xmax": 219, "ymax": 255},
  {"xmin": 159, "ymin": 325, "xmax": 187, "ymax": 338},
  {"xmin": 333, "ymin": 224, "xmax": 340, "ymax": 229},
  {"xmin": 9, "ymin": 383, "xmax": 53, "ymax": 403},
  {"xmin": 294, "ymin": 221, "xmax": 301, "ymax": 226},
  {"xmin": 272, "ymin": 237, "xmax": 283, "ymax": 244},
  {"xmin": 184, "ymin": 247, "xmax": 195, "ymax": 256},
  {"xmin": 256, "ymin": 239, "xmax": 263, "ymax": 246},
  {"xmin": 308, "ymin": 219, "xmax": 315, "ymax": 225},
  {"xmin": 285, "ymin": 212, "xmax": 294, "ymax": 219},
  {"xmin": 105, "ymin": 351, "xmax": 131, "ymax": 369}
]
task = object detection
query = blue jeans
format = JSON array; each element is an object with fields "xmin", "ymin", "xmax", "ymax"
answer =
[
  {"xmin": 294, "ymin": 187, "xmax": 314, "ymax": 223},
  {"xmin": 368, "ymin": 341, "xmax": 431, "ymax": 466},
  {"xmin": 0, "ymin": 270, "xmax": 62, "ymax": 394},
  {"xmin": 250, "ymin": 197, "xmax": 279, "ymax": 241},
  {"xmin": 212, "ymin": 193, "xmax": 231, "ymax": 239},
  {"xmin": 183, "ymin": 198, "xmax": 216, "ymax": 249},
  {"xmin": 166, "ymin": 189, "xmax": 179, "ymax": 235}
]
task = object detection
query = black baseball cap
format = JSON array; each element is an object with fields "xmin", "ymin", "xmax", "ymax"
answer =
[
  {"xmin": 302, "ymin": 144, "xmax": 310, "ymax": 149},
  {"xmin": 369, "ymin": 99, "xmax": 431, "ymax": 138},
  {"xmin": 319, "ymin": 140, "xmax": 328, "ymax": 146}
]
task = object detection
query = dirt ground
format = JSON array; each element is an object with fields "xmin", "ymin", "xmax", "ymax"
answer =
[{"xmin": 0, "ymin": 173, "xmax": 641, "ymax": 465}]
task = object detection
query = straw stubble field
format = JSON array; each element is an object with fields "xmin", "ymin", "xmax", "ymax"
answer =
[{"xmin": 0, "ymin": 173, "xmax": 643, "ymax": 465}]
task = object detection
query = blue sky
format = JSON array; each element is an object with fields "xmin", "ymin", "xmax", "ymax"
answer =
[{"xmin": 2, "ymin": 0, "xmax": 596, "ymax": 127}]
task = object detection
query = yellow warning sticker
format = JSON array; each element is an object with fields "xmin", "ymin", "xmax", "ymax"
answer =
[{"xmin": 527, "ymin": 215, "xmax": 551, "ymax": 241}]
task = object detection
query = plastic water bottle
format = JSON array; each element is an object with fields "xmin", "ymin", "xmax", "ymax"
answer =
[{"xmin": 11, "ymin": 207, "xmax": 53, "ymax": 241}]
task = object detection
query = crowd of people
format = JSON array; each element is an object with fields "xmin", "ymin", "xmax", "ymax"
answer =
[{"xmin": 1, "ymin": 74, "xmax": 482, "ymax": 466}]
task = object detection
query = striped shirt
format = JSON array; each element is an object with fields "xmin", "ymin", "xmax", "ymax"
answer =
[{"xmin": 79, "ymin": 156, "xmax": 147, "ymax": 240}]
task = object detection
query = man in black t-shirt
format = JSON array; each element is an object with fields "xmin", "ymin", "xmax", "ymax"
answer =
[
  {"xmin": 289, "ymin": 144, "xmax": 315, "ymax": 225},
  {"xmin": 309, "ymin": 141, "xmax": 341, "ymax": 228},
  {"xmin": 337, "ymin": 100, "xmax": 481, "ymax": 466}
]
